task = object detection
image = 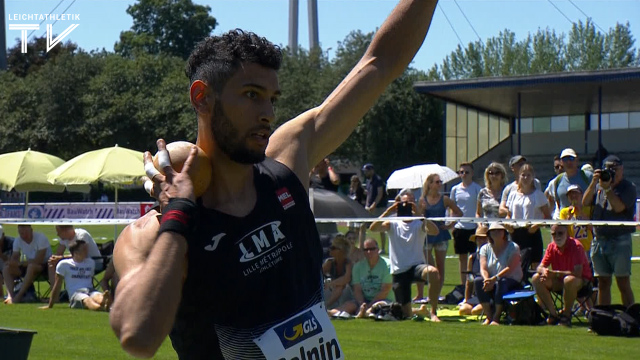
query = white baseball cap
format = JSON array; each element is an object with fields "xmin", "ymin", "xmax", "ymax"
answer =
[{"xmin": 560, "ymin": 148, "xmax": 577, "ymax": 159}]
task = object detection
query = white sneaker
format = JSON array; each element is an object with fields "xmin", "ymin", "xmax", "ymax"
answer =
[
  {"xmin": 376, "ymin": 313, "xmax": 397, "ymax": 321},
  {"xmin": 338, "ymin": 311, "xmax": 352, "ymax": 319}
]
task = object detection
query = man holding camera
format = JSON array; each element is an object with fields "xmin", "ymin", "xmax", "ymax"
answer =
[
  {"xmin": 369, "ymin": 193, "xmax": 440, "ymax": 321},
  {"xmin": 583, "ymin": 155, "xmax": 636, "ymax": 307}
]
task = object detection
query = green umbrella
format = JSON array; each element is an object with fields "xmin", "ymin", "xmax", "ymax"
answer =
[
  {"xmin": 47, "ymin": 145, "xmax": 146, "ymax": 221},
  {"xmin": 0, "ymin": 149, "xmax": 89, "ymax": 216}
]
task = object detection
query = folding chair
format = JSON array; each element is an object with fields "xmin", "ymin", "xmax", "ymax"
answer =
[
  {"xmin": 550, "ymin": 281, "xmax": 596, "ymax": 323},
  {"xmin": 477, "ymin": 248, "xmax": 535, "ymax": 323},
  {"xmin": 92, "ymin": 240, "xmax": 114, "ymax": 290}
]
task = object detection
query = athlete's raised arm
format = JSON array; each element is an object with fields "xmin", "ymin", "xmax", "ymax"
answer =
[{"xmin": 268, "ymin": 0, "xmax": 439, "ymax": 184}]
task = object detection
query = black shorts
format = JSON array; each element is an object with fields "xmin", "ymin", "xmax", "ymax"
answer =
[
  {"xmin": 511, "ymin": 228, "xmax": 543, "ymax": 263},
  {"xmin": 392, "ymin": 264, "xmax": 428, "ymax": 306},
  {"xmin": 453, "ymin": 228, "xmax": 477, "ymax": 254}
]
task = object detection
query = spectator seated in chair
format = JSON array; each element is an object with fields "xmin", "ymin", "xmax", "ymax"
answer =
[
  {"xmin": 0, "ymin": 225, "xmax": 16, "ymax": 300},
  {"xmin": 40, "ymin": 239, "xmax": 110, "ymax": 312},
  {"xmin": 323, "ymin": 235, "xmax": 354, "ymax": 317},
  {"xmin": 474, "ymin": 222, "xmax": 523, "ymax": 325},
  {"xmin": 48, "ymin": 225, "xmax": 104, "ymax": 288},
  {"xmin": 532, "ymin": 224, "xmax": 592, "ymax": 326},
  {"xmin": 459, "ymin": 224, "xmax": 489, "ymax": 316},
  {"xmin": 3, "ymin": 225, "xmax": 51, "ymax": 304}
]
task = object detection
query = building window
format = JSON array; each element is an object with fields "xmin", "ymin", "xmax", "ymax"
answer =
[
  {"xmin": 630, "ymin": 112, "xmax": 640, "ymax": 128},
  {"xmin": 569, "ymin": 115, "xmax": 585, "ymax": 131},
  {"xmin": 550, "ymin": 116, "xmax": 569, "ymax": 132},
  {"xmin": 533, "ymin": 117, "xmax": 551, "ymax": 133},
  {"xmin": 520, "ymin": 118, "xmax": 533, "ymax": 133},
  {"xmin": 609, "ymin": 112, "xmax": 629, "ymax": 129}
]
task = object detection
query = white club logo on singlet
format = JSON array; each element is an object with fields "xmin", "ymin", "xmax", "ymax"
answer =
[{"xmin": 236, "ymin": 221, "xmax": 293, "ymax": 277}]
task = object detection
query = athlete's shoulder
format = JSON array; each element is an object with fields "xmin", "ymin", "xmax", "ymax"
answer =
[{"xmin": 113, "ymin": 210, "xmax": 161, "ymax": 276}]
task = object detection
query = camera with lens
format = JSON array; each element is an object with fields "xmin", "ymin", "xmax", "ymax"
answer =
[
  {"xmin": 397, "ymin": 201, "xmax": 413, "ymax": 216},
  {"xmin": 600, "ymin": 168, "xmax": 616, "ymax": 182}
]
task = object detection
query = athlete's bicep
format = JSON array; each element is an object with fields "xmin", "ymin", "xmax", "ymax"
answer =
[{"xmin": 113, "ymin": 212, "xmax": 161, "ymax": 279}]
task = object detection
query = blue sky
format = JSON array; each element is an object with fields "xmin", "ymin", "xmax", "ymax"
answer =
[{"xmin": 4, "ymin": 0, "xmax": 640, "ymax": 71}]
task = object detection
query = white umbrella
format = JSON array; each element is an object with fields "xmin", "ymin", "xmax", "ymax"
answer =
[{"xmin": 386, "ymin": 164, "xmax": 458, "ymax": 190}]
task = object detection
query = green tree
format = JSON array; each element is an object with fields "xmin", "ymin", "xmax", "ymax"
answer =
[
  {"xmin": 604, "ymin": 22, "xmax": 637, "ymax": 68},
  {"xmin": 6, "ymin": 35, "xmax": 78, "ymax": 77},
  {"xmin": 530, "ymin": 28, "xmax": 566, "ymax": 73},
  {"xmin": 81, "ymin": 53, "xmax": 194, "ymax": 153},
  {"xmin": 566, "ymin": 19, "xmax": 606, "ymax": 71},
  {"xmin": 115, "ymin": 0, "xmax": 218, "ymax": 59},
  {"xmin": 0, "ymin": 51, "xmax": 100, "ymax": 157}
]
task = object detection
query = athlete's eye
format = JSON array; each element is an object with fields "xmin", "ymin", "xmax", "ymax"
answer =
[{"xmin": 245, "ymin": 91, "xmax": 258, "ymax": 99}]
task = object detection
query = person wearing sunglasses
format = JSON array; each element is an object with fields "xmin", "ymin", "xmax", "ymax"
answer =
[
  {"xmin": 546, "ymin": 148, "xmax": 593, "ymax": 220},
  {"xmin": 532, "ymin": 224, "xmax": 592, "ymax": 326},
  {"xmin": 583, "ymin": 154, "xmax": 636, "ymax": 307},
  {"xmin": 351, "ymin": 238, "xmax": 395, "ymax": 319},
  {"xmin": 450, "ymin": 163, "xmax": 483, "ymax": 288},
  {"xmin": 476, "ymin": 162, "xmax": 507, "ymax": 220},
  {"xmin": 323, "ymin": 235, "xmax": 355, "ymax": 318},
  {"xmin": 419, "ymin": 173, "xmax": 462, "ymax": 296}
]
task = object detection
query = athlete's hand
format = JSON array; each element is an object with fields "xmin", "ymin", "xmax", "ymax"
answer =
[{"xmin": 144, "ymin": 139, "xmax": 197, "ymax": 210}]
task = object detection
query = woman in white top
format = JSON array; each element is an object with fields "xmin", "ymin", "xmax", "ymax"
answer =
[
  {"xmin": 474, "ymin": 222, "xmax": 523, "ymax": 326},
  {"xmin": 505, "ymin": 164, "xmax": 551, "ymax": 267}
]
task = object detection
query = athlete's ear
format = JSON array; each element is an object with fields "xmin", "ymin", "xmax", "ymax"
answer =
[{"xmin": 190, "ymin": 80, "xmax": 212, "ymax": 114}]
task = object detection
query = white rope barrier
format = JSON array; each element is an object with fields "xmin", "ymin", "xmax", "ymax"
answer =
[{"xmin": 1, "ymin": 216, "xmax": 638, "ymax": 227}]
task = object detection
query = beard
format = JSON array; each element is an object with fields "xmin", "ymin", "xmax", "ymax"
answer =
[{"xmin": 211, "ymin": 99, "xmax": 267, "ymax": 164}]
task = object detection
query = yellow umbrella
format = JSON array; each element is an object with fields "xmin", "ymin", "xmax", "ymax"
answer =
[
  {"xmin": 0, "ymin": 149, "xmax": 89, "ymax": 216},
  {"xmin": 47, "ymin": 145, "xmax": 146, "ymax": 219}
]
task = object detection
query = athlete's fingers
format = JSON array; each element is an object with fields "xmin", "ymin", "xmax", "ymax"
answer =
[
  {"xmin": 156, "ymin": 139, "xmax": 174, "ymax": 183},
  {"xmin": 180, "ymin": 146, "xmax": 198, "ymax": 175}
]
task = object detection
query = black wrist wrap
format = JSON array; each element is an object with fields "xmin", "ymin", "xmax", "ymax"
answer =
[{"xmin": 159, "ymin": 198, "xmax": 198, "ymax": 239}]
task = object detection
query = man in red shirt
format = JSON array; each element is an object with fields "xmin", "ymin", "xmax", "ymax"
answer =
[{"xmin": 532, "ymin": 224, "xmax": 592, "ymax": 326}]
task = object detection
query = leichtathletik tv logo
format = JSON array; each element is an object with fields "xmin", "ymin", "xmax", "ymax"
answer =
[{"xmin": 7, "ymin": 12, "xmax": 80, "ymax": 53}]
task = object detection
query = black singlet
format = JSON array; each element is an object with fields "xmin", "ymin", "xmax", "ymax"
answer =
[{"xmin": 169, "ymin": 158, "xmax": 324, "ymax": 359}]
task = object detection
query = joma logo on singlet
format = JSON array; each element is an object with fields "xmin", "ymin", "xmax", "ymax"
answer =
[{"xmin": 237, "ymin": 221, "xmax": 287, "ymax": 263}]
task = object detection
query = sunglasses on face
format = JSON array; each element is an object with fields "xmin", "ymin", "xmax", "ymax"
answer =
[
  {"xmin": 561, "ymin": 157, "xmax": 576, "ymax": 162},
  {"xmin": 363, "ymin": 247, "xmax": 378, "ymax": 252},
  {"xmin": 551, "ymin": 231, "xmax": 566, "ymax": 238},
  {"xmin": 554, "ymin": 165, "xmax": 563, "ymax": 170},
  {"xmin": 487, "ymin": 171, "xmax": 501, "ymax": 176},
  {"xmin": 458, "ymin": 170, "xmax": 470, "ymax": 175}
]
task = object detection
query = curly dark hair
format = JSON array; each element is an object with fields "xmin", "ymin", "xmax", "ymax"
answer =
[{"xmin": 186, "ymin": 29, "xmax": 282, "ymax": 93}]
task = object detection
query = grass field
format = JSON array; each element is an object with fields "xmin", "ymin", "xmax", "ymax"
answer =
[{"xmin": 2, "ymin": 225, "xmax": 640, "ymax": 359}]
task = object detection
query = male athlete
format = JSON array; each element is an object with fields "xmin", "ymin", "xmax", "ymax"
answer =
[{"xmin": 110, "ymin": 1, "xmax": 439, "ymax": 359}]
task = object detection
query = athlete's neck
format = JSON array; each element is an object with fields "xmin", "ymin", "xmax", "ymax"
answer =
[{"xmin": 200, "ymin": 148, "xmax": 259, "ymax": 217}]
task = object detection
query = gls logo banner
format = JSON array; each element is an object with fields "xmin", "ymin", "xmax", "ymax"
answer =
[{"xmin": 274, "ymin": 310, "xmax": 322, "ymax": 349}]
